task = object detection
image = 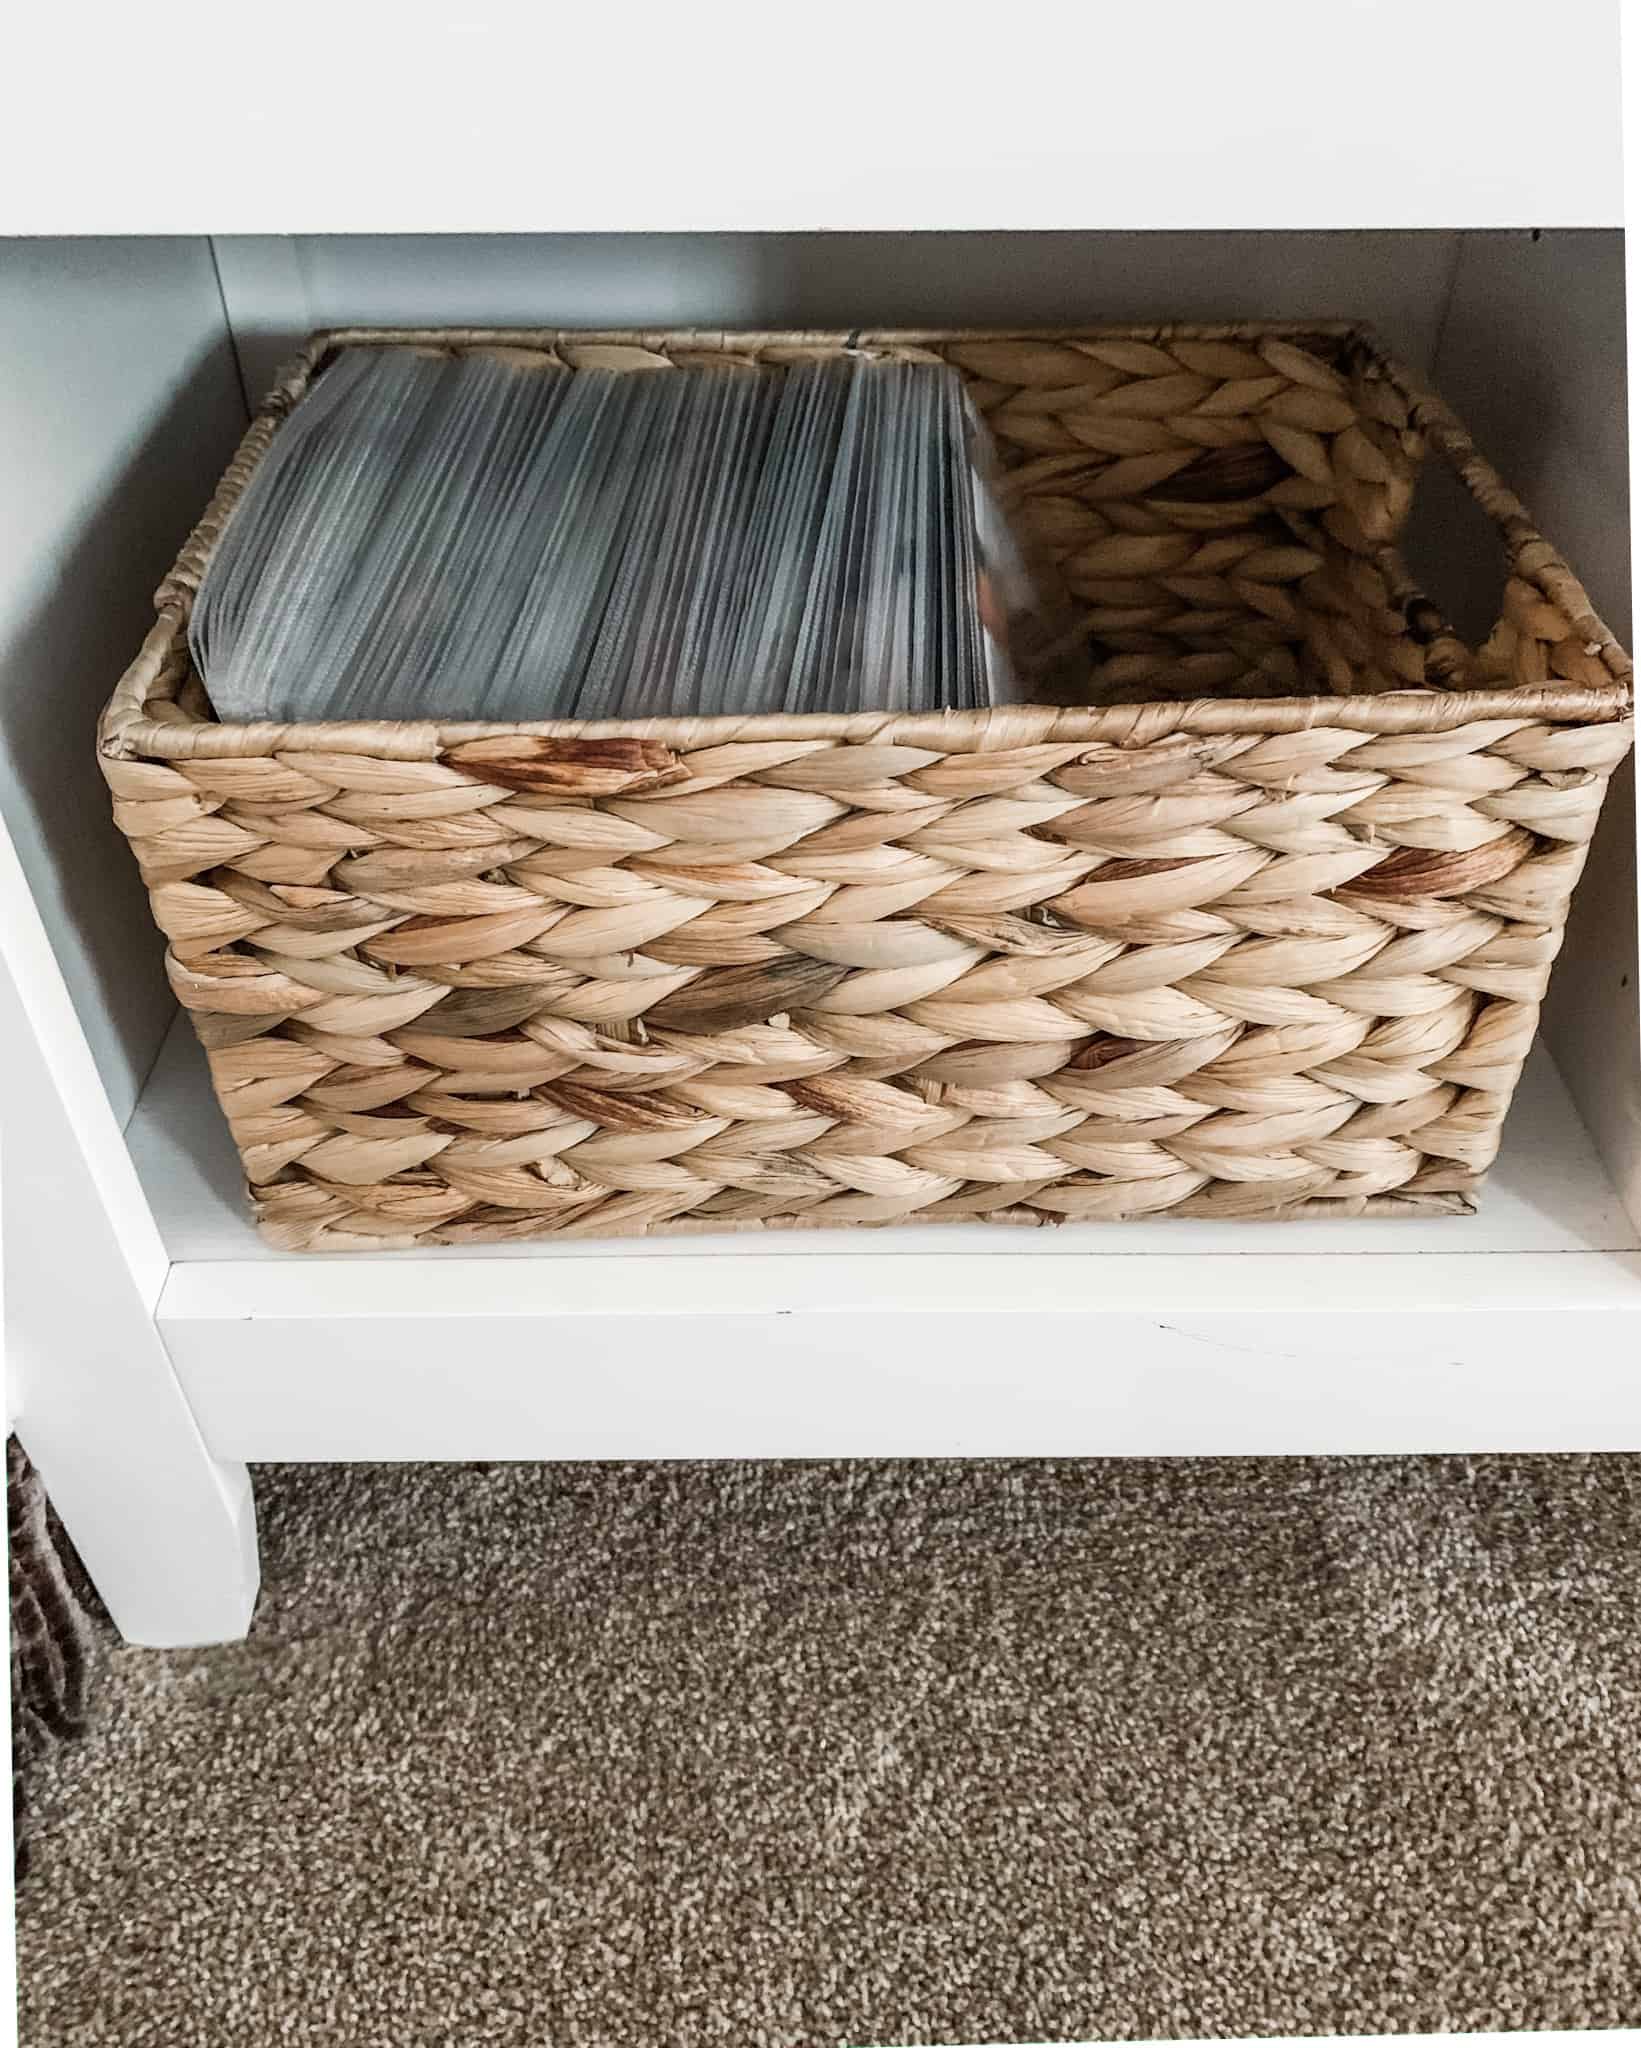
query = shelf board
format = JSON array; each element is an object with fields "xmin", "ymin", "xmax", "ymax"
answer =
[
  {"xmin": 129, "ymin": 1018, "xmax": 1641, "ymax": 1458},
  {"xmin": 7, "ymin": 7, "xmax": 1622, "ymax": 235}
]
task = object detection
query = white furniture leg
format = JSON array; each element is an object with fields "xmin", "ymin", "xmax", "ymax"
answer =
[{"xmin": 1, "ymin": 813, "xmax": 257, "ymax": 1647}]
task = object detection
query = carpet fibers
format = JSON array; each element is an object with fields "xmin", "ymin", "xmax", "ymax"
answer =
[{"xmin": 16, "ymin": 1455, "xmax": 1641, "ymax": 2045}]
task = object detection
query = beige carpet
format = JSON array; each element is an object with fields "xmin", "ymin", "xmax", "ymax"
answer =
[{"xmin": 16, "ymin": 1455, "xmax": 1641, "ymax": 2045}]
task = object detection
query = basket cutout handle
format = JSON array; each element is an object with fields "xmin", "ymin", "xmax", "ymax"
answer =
[{"xmin": 1385, "ymin": 344, "xmax": 1631, "ymax": 699}]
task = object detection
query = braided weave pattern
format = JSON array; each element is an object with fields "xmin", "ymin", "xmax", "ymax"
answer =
[{"xmin": 100, "ymin": 325, "xmax": 1634, "ymax": 1249}]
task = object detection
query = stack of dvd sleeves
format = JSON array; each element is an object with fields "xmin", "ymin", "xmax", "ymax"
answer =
[{"xmin": 191, "ymin": 344, "xmax": 1035, "ymax": 725}]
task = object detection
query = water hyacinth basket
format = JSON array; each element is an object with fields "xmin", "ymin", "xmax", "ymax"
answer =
[{"xmin": 99, "ymin": 323, "xmax": 1635, "ymax": 1249}]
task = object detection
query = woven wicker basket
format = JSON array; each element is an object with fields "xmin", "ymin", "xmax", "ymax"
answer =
[{"xmin": 100, "ymin": 323, "xmax": 1635, "ymax": 1250}]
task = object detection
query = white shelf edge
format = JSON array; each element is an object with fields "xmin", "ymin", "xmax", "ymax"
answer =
[
  {"xmin": 5, "ymin": 7, "xmax": 1622, "ymax": 237},
  {"xmin": 161, "ymin": 1264, "xmax": 1641, "ymax": 1463},
  {"xmin": 161, "ymin": 1246, "xmax": 1641, "ymax": 1326}
]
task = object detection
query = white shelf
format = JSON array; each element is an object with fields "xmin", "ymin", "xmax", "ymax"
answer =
[
  {"xmin": 128, "ymin": 1017, "xmax": 1641, "ymax": 1463},
  {"xmin": 6, "ymin": 4, "xmax": 1621, "ymax": 235}
]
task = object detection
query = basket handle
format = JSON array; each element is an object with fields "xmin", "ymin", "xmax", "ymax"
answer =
[{"xmin": 1390, "ymin": 356, "xmax": 1631, "ymax": 700}]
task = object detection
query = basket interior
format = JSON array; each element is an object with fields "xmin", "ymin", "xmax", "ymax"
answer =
[
  {"xmin": 946, "ymin": 328, "xmax": 1461, "ymax": 707},
  {"xmin": 166, "ymin": 325, "xmax": 1565, "ymax": 731}
]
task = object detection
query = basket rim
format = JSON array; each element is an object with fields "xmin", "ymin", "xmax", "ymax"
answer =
[{"xmin": 100, "ymin": 319, "xmax": 1636, "ymax": 766}]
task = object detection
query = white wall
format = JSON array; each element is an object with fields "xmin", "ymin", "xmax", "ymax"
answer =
[
  {"xmin": 0, "ymin": 239, "xmax": 246, "ymax": 1123},
  {"xmin": 214, "ymin": 230, "xmax": 1464, "ymax": 408}
]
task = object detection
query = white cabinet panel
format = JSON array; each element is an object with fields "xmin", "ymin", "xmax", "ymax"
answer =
[
  {"xmin": 6, "ymin": 4, "xmax": 1621, "ymax": 234},
  {"xmin": 217, "ymin": 229, "xmax": 1465, "ymax": 407},
  {"xmin": 0, "ymin": 239, "xmax": 246, "ymax": 1120}
]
